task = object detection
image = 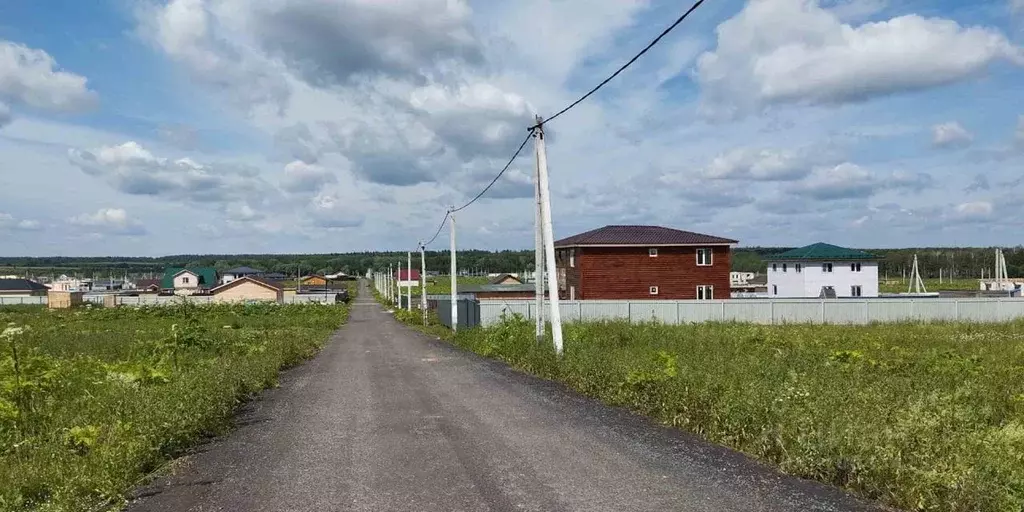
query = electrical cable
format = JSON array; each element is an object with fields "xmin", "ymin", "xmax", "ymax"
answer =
[{"xmin": 532, "ymin": 0, "xmax": 706, "ymax": 129}]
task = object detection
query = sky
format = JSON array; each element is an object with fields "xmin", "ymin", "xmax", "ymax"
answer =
[{"xmin": 1, "ymin": 0, "xmax": 1023, "ymax": 256}]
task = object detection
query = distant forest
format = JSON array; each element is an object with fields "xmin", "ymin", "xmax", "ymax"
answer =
[{"xmin": 1, "ymin": 247, "xmax": 1021, "ymax": 279}]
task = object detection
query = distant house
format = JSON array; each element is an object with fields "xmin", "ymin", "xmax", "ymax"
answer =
[
  {"xmin": 300, "ymin": 275, "xmax": 328, "ymax": 287},
  {"xmin": 161, "ymin": 267, "xmax": 218, "ymax": 295},
  {"xmin": 731, "ymin": 274, "xmax": 768, "ymax": 297},
  {"xmin": 211, "ymin": 276, "xmax": 283, "ymax": 303},
  {"xmin": 766, "ymin": 243, "xmax": 880, "ymax": 298},
  {"xmin": 489, "ymin": 274, "xmax": 522, "ymax": 285},
  {"xmin": 91, "ymin": 279, "xmax": 125, "ymax": 291},
  {"xmin": 395, "ymin": 269, "xmax": 421, "ymax": 288},
  {"xmin": 554, "ymin": 225, "xmax": 737, "ymax": 300},
  {"xmin": 49, "ymin": 275, "xmax": 92, "ymax": 292},
  {"xmin": 0, "ymin": 278, "xmax": 48, "ymax": 297},
  {"xmin": 221, "ymin": 266, "xmax": 264, "ymax": 285},
  {"xmin": 134, "ymin": 278, "xmax": 162, "ymax": 293}
]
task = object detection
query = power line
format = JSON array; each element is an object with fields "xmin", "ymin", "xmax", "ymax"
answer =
[
  {"xmin": 451, "ymin": 129, "xmax": 534, "ymax": 214},
  {"xmin": 421, "ymin": 128, "xmax": 534, "ymax": 248},
  {"xmin": 532, "ymin": 0, "xmax": 706, "ymax": 129}
]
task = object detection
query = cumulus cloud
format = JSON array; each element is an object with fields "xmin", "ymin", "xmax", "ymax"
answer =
[
  {"xmin": 224, "ymin": 0, "xmax": 482, "ymax": 85},
  {"xmin": 0, "ymin": 213, "xmax": 42, "ymax": 231},
  {"xmin": 68, "ymin": 142, "xmax": 278, "ymax": 208},
  {"xmin": 792, "ymin": 163, "xmax": 933, "ymax": 199},
  {"xmin": 68, "ymin": 208, "xmax": 146, "ymax": 236},
  {"xmin": 952, "ymin": 201, "xmax": 993, "ymax": 222},
  {"xmin": 931, "ymin": 121, "xmax": 973, "ymax": 148},
  {"xmin": 0, "ymin": 41, "xmax": 97, "ymax": 112},
  {"xmin": 281, "ymin": 160, "xmax": 337, "ymax": 193},
  {"xmin": 1013, "ymin": 0, "xmax": 1024, "ymax": 15},
  {"xmin": 965, "ymin": 173, "xmax": 990, "ymax": 193},
  {"xmin": 703, "ymin": 147, "xmax": 827, "ymax": 181},
  {"xmin": 306, "ymin": 192, "xmax": 365, "ymax": 229},
  {"xmin": 697, "ymin": 0, "xmax": 1024, "ymax": 118},
  {"xmin": 0, "ymin": 101, "xmax": 9, "ymax": 128}
]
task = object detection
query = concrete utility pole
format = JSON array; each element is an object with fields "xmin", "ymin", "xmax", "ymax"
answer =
[
  {"xmin": 534, "ymin": 135, "xmax": 545, "ymax": 341},
  {"xmin": 420, "ymin": 244, "xmax": 427, "ymax": 325},
  {"xmin": 388, "ymin": 264, "xmax": 393, "ymax": 303},
  {"xmin": 534, "ymin": 116, "xmax": 563, "ymax": 355},
  {"xmin": 407, "ymin": 251, "xmax": 413, "ymax": 312},
  {"xmin": 450, "ymin": 211, "xmax": 458, "ymax": 332},
  {"xmin": 398, "ymin": 260, "xmax": 403, "ymax": 309}
]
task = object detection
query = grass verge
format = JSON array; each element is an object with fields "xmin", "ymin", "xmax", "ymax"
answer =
[
  {"xmin": 0, "ymin": 301, "xmax": 347, "ymax": 511},
  {"xmin": 392, "ymin": 309, "xmax": 1024, "ymax": 511}
]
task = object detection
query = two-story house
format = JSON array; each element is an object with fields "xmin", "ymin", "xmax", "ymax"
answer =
[
  {"xmin": 766, "ymin": 243, "xmax": 880, "ymax": 298},
  {"xmin": 161, "ymin": 267, "xmax": 218, "ymax": 295},
  {"xmin": 553, "ymin": 225, "xmax": 737, "ymax": 300}
]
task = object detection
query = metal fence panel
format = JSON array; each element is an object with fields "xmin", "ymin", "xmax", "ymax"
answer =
[
  {"xmin": 773, "ymin": 301, "xmax": 824, "ymax": 324},
  {"xmin": 579, "ymin": 301, "xmax": 629, "ymax": 322},
  {"xmin": 823, "ymin": 301, "xmax": 867, "ymax": 324},
  {"xmin": 911, "ymin": 300, "xmax": 958, "ymax": 322},
  {"xmin": 628, "ymin": 301, "xmax": 679, "ymax": 324},
  {"xmin": 722, "ymin": 301, "xmax": 772, "ymax": 324},
  {"xmin": 678, "ymin": 301, "xmax": 727, "ymax": 323},
  {"xmin": 0, "ymin": 296, "xmax": 46, "ymax": 306}
]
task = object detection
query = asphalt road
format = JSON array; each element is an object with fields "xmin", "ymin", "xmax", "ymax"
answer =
[{"xmin": 126, "ymin": 283, "xmax": 885, "ymax": 512}]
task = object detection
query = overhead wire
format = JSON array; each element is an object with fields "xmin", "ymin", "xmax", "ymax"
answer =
[
  {"xmin": 420, "ymin": 0, "xmax": 707, "ymax": 247},
  {"xmin": 531, "ymin": 0, "xmax": 706, "ymax": 129}
]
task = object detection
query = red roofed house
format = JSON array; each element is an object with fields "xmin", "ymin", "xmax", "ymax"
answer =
[
  {"xmin": 553, "ymin": 225, "xmax": 738, "ymax": 301},
  {"xmin": 395, "ymin": 269, "xmax": 421, "ymax": 288}
]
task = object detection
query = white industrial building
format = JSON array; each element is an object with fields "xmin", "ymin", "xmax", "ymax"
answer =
[{"xmin": 766, "ymin": 243, "xmax": 880, "ymax": 298}]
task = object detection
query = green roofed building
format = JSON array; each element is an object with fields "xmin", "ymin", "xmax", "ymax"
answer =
[
  {"xmin": 160, "ymin": 267, "xmax": 218, "ymax": 295},
  {"xmin": 765, "ymin": 243, "xmax": 880, "ymax": 298}
]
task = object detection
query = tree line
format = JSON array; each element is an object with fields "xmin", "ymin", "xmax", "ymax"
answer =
[{"xmin": 2, "ymin": 247, "xmax": 1021, "ymax": 280}]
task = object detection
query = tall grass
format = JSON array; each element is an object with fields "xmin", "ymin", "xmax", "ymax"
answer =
[
  {"xmin": 0, "ymin": 302, "xmax": 347, "ymax": 511},
  {"xmin": 402, "ymin": 311, "xmax": 1024, "ymax": 511}
]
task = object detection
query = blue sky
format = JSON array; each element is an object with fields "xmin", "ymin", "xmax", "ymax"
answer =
[{"xmin": 1, "ymin": 0, "xmax": 1023, "ymax": 256}]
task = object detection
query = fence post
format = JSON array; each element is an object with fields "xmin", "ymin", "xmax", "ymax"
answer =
[
  {"xmin": 770, "ymin": 300, "xmax": 775, "ymax": 325},
  {"xmin": 721, "ymin": 300, "xmax": 726, "ymax": 322},
  {"xmin": 955, "ymin": 299, "xmax": 960, "ymax": 322},
  {"xmin": 820, "ymin": 300, "xmax": 825, "ymax": 324}
]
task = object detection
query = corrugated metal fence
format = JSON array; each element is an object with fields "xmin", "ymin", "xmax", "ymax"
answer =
[
  {"xmin": 1, "ymin": 293, "xmax": 341, "ymax": 307},
  {"xmin": 477, "ymin": 298, "xmax": 1024, "ymax": 327}
]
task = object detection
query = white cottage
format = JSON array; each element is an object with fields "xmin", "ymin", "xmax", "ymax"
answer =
[{"xmin": 766, "ymin": 243, "xmax": 880, "ymax": 298}]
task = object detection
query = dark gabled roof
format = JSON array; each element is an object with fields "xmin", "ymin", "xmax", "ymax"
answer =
[
  {"xmin": 134, "ymin": 278, "xmax": 161, "ymax": 289},
  {"xmin": 0, "ymin": 278, "xmax": 48, "ymax": 291},
  {"xmin": 554, "ymin": 225, "xmax": 738, "ymax": 248},
  {"xmin": 161, "ymin": 267, "xmax": 218, "ymax": 289},
  {"xmin": 765, "ymin": 243, "xmax": 879, "ymax": 261},
  {"xmin": 210, "ymin": 275, "xmax": 283, "ymax": 294},
  {"xmin": 224, "ymin": 266, "xmax": 263, "ymax": 275}
]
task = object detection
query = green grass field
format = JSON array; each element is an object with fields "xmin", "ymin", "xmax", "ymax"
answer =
[
  {"xmin": 421, "ymin": 276, "xmax": 491, "ymax": 295},
  {"xmin": 0, "ymin": 302, "xmax": 347, "ymax": 511},
  {"xmin": 879, "ymin": 278, "xmax": 979, "ymax": 294},
  {"xmin": 392, "ymin": 309, "xmax": 1024, "ymax": 511}
]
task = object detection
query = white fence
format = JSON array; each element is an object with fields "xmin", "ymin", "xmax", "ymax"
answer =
[
  {"xmin": 478, "ymin": 298, "xmax": 1024, "ymax": 327},
  {"xmin": 1, "ymin": 293, "xmax": 341, "ymax": 307}
]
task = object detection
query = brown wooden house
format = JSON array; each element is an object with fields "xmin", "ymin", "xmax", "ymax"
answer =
[{"xmin": 553, "ymin": 225, "xmax": 737, "ymax": 300}]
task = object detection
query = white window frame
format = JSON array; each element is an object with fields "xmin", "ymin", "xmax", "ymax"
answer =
[
  {"xmin": 823, "ymin": 263, "xmax": 833, "ymax": 273},
  {"xmin": 649, "ymin": 286, "xmax": 659, "ymax": 296},
  {"xmin": 697, "ymin": 285, "xmax": 714, "ymax": 300},
  {"xmin": 696, "ymin": 248, "xmax": 713, "ymax": 266},
  {"xmin": 772, "ymin": 284, "xmax": 778, "ymax": 295},
  {"xmin": 772, "ymin": 263, "xmax": 778, "ymax": 272},
  {"xmin": 851, "ymin": 285, "xmax": 862, "ymax": 297},
  {"xmin": 649, "ymin": 248, "xmax": 658, "ymax": 257},
  {"xmin": 570, "ymin": 251, "xmax": 575, "ymax": 268},
  {"xmin": 182, "ymin": 277, "xmax": 190, "ymax": 284},
  {"xmin": 795, "ymin": 263, "xmax": 802, "ymax": 273},
  {"xmin": 782, "ymin": 263, "xmax": 787, "ymax": 273},
  {"xmin": 851, "ymin": 262, "xmax": 861, "ymax": 272}
]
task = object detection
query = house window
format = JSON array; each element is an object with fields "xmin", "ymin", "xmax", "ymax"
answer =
[
  {"xmin": 570, "ymin": 286, "xmax": 576, "ymax": 301},
  {"xmin": 649, "ymin": 248, "xmax": 658, "ymax": 257},
  {"xmin": 851, "ymin": 262, "xmax": 862, "ymax": 272},
  {"xmin": 570, "ymin": 251, "xmax": 575, "ymax": 268},
  {"xmin": 697, "ymin": 285, "xmax": 714, "ymax": 300},
  {"xmin": 796, "ymin": 264, "xmax": 802, "ymax": 273},
  {"xmin": 772, "ymin": 263, "xmax": 778, "ymax": 272},
  {"xmin": 696, "ymin": 248, "xmax": 713, "ymax": 266},
  {"xmin": 649, "ymin": 286, "xmax": 659, "ymax": 296},
  {"xmin": 782, "ymin": 263, "xmax": 788, "ymax": 272},
  {"xmin": 822, "ymin": 263, "xmax": 833, "ymax": 273},
  {"xmin": 851, "ymin": 285, "xmax": 862, "ymax": 297},
  {"xmin": 772, "ymin": 285, "xmax": 778, "ymax": 295},
  {"xmin": 182, "ymin": 277, "xmax": 190, "ymax": 284}
]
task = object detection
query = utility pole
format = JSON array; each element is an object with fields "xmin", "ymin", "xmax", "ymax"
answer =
[
  {"xmin": 388, "ymin": 264, "xmax": 393, "ymax": 304},
  {"xmin": 407, "ymin": 251, "xmax": 413, "ymax": 312},
  {"xmin": 398, "ymin": 259, "xmax": 403, "ymax": 308},
  {"xmin": 450, "ymin": 211, "xmax": 458, "ymax": 332},
  {"xmin": 534, "ymin": 134, "xmax": 545, "ymax": 341},
  {"xmin": 534, "ymin": 117, "xmax": 563, "ymax": 355},
  {"xmin": 420, "ymin": 244, "xmax": 427, "ymax": 325}
]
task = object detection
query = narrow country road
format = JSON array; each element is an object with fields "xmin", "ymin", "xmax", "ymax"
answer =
[{"xmin": 127, "ymin": 282, "xmax": 884, "ymax": 512}]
